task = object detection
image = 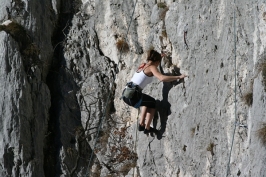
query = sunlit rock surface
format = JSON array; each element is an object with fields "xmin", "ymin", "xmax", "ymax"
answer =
[{"xmin": 0, "ymin": 0, "xmax": 266, "ymax": 176}]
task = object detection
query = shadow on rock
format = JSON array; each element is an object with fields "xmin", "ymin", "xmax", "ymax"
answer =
[{"xmin": 153, "ymin": 64, "xmax": 184, "ymax": 140}]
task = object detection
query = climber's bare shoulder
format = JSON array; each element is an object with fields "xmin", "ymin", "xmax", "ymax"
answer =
[{"xmin": 149, "ymin": 65, "xmax": 163, "ymax": 78}]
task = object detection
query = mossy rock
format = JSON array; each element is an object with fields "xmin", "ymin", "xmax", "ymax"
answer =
[
  {"xmin": 0, "ymin": 22, "xmax": 31, "ymax": 50},
  {"xmin": 157, "ymin": 2, "xmax": 167, "ymax": 8},
  {"xmin": 0, "ymin": 21, "xmax": 41, "ymax": 69},
  {"xmin": 23, "ymin": 43, "xmax": 40, "ymax": 58},
  {"xmin": 257, "ymin": 123, "xmax": 266, "ymax": 146},
  {"xmin": 263, "ymin": 65, "xmax": 266, "ymax": 78}
]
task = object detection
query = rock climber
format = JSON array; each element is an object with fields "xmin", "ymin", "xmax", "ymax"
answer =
[{"xmin": 122, "ymin": 49, "xmax": 187, "ymax": 135}]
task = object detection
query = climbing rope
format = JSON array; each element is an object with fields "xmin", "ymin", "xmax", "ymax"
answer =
[
  {"xmin": 85, "ymin": 0, "xmax": 138, "ymax": 176},
  {"xmin": 226, "ymin": 0, "xmax": 237, "ymax": 176},
  {"xmin": 133, "ymin": 108, "xmax": 140, "ymax": 177}
]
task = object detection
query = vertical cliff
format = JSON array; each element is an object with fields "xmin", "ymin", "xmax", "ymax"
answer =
[
  {"xmin": 0, "ymin": 0, "xmax": 55, "ymax": 176},
  {"xmin": 0, "ymin": 0, "xmax": 266, "ymax": 177}
]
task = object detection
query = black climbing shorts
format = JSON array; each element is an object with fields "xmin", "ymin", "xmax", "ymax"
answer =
[{"xmin": 122, "ymin": 89, "xmax": 156, "ymax": 108}]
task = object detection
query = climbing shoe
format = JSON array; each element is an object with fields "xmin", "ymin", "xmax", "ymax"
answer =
[
  {"xmin": 144, "ymin": 128, "xmax": 150, "ymax": 135},
  {"xmin": 138, "ymin": 124, "xmax": 145, "ymax": 131},
  {"xmin": 144, "ymin": 127, "xmax": 155, "ymax": 134}
]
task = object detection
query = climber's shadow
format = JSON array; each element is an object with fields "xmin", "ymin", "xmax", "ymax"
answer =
[{"xmin": 153, "ymin": 64, "xmax": 184, "ymax": 140}]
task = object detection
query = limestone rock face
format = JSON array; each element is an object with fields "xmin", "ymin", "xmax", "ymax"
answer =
[
  {"xmin": 1, "ymin": 0, "xmax": 266, "ymax": 177},
  {"xmin": 0, "ymin": 0, "xmax": 56, "ymax": 176},
  {"xmin": 74, "ymin": 1, "xmax": 266, "ymax": 177},
  {"xmin": 0, "ymin": 31, "xmax": 50, "ymax": 177}
]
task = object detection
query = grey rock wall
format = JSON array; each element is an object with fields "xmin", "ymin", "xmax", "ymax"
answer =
[
  {"xmin": 0, "ymin": 31, "xmax": 50, "ymax": 176},
  {"xmin": 79, "ymin": 0, "xmax": 266, "ymax": 176},
  {"xmin": 0, "ymin": 0, "xmax": 59, "ymax": 176},
  {"xmin": 0, "ymin": 0, "xmax": 266, "ymax": 177}
]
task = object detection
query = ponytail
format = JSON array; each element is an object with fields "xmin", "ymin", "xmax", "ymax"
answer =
[{"xmin": 147, "ymin": 50, "xmax": 162, "ymax": 63}]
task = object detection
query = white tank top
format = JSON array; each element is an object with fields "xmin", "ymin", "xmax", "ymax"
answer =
[{"xmin": 130, "ymin": 70, "xmax": 153, "ymax": 89}]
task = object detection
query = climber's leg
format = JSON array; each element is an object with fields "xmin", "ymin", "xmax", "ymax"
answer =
[
  {"xmin": 139, "ymin": 93, "xmax": 156, "ymax": 133},
  {"xmin": 140, "ymin": 106, "xmax": 147, "ymax": 126},
  {"xmin": 137, "ymin": 106, "xmax": 148, "ymax": 131},
  {"xmin": 145, "ymin": 107, "xmax": 156, "ymax": 130}
]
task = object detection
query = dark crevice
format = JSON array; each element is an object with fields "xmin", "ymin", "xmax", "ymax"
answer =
[
  {"xmin": 44, "ymin": 0, "xmax": 81, "ymax": 176},
  {"xmin": 93, "ymin": 28, "xmax": 104, "ymax": 56}
]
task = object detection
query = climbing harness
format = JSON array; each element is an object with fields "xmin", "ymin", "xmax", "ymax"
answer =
[
  {"xmin": 183, "ymin": 24, "xmax": 189, "ymax": 50},
  {"xmin": 85, "ymin": 0, "xmax": 138, "ymax": 176},
  {"xmin": 132, "ymin": 96, "xmax": 143, "ymax": 108},
  {"xmin": 122, "ymin": 82, "xmax": 142, "ymax": 99},
  {"xmin": 122, "ymin": 85, "xmax": 137, "ymax": 99},
  {"xmin": 121, "ymin": 82, "xmax": 143, "ymax": 108}
]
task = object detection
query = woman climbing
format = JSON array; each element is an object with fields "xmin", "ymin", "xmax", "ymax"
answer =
[{"xmin": 122, "ymin": 50, "xmax": 187, "ymax": 135}]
